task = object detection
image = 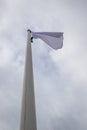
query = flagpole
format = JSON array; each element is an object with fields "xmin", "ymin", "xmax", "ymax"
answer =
[{"xmin": 19, "ymin": 30, "xmax": 37, "ymax": 130}]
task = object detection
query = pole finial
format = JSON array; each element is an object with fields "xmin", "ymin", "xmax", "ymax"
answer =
[{"xmin": 27, "ymin": 29, "xmax": 32, "ymax": 33}]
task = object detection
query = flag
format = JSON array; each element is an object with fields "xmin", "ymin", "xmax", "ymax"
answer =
[{"xmin": 31, "ymin": 32, "xmax": 63, "ymax": 49}]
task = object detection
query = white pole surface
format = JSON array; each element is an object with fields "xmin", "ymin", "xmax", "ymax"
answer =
[{"xmin": 19, "ymin": 31, "xmax": 37, "ymax": 130}]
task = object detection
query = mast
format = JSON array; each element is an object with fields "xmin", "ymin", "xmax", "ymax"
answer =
[{"xmin": 19, "ymin": 30, "xmax": 37, "ymax": 130}]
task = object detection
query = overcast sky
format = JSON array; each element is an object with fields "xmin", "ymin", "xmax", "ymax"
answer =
[{"xmin": 0, "ymin": 0, "xmax": 87, "ymax": 130}]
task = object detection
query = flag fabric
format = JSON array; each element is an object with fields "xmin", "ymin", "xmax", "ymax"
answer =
[{"xmin": 31, "ymin": 32, "xmax": 63, "ymax": 49}]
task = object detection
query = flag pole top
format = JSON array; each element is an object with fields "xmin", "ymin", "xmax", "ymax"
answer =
[
  {"xmin": 27, "ymin": 29, "xmax": 32, "ymax": 33},
  {"xmin": 27, "ymin": 29, "xmax": 33, "ymax": 42}
]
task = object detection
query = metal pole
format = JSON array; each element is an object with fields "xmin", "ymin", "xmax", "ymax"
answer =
[{"xmin": 19, "ymin": 30, "xmax": 37, "ymax": 130}]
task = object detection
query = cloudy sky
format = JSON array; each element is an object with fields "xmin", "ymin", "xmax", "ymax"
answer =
[{"xmin": 0, "ymin": 0, "xmax": 87, "ymax": 130}]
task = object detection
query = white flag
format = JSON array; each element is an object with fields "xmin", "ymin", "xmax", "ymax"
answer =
[{"xmin": 31, "ymin": 32, "xmax": 63, "ymax": 49}]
